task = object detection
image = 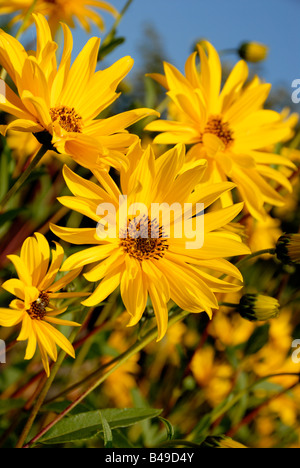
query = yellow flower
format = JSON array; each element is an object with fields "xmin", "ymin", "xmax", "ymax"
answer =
[
  {"xmin": 50, "ymin": 142, "xmax": 250, "ymax": 341},
  {"xmin": 238, "ymin": 41, "xmax": 269, "ymax": 63},
  {"xmin": 0, "ymin": 0, "xmax": 119, "ymax": 35},
  {"xmin": 238, "ymin": 294, "xmax": 280, "ymax": 322},
  {"xmin": 145, "ymin": 41, "xmax": 296, "ymax": 221},
  {"xmin": 190, "ymin": 346, "xmax": 234, "ymax": 406},
  {"xmin": 0, "ymin": 13, "xmax": 158, "ymax": 170},
  {"xmin": 0, "ymin": 232, "xmax": 86, "ymax": 376},
  {"xmin": 276, "ymin": 233, "xmax": 300, "ymax": 265},
  {"xmin": 245, "ymin": 214, "xmax": 282, "ymax": 259}
]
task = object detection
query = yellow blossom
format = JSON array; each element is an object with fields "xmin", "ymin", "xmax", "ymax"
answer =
[
  {"xmin": 0, "ymin": 14, "xmax": 158, "ymax": 170},
  {"xmin": 0, "ymin": 0, "xmax": 119, "ymax": 35},
  {"xmin": 145, "ymin": 41, "xmax": 297, "ymax": 220},
  {"xmin": 0, "ymin": 232, "xmax": 86, "ymax": 376},
  {"xmin": 51, "ymin": 142, "xmax": 250, "ymax": 341}
]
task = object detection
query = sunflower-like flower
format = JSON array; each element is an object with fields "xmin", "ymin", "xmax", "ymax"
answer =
[
  {"xmin": 0, "ymin": 13, "xmax": 158, "ymax": 170},
  {"xmin": 145, "ymin": 41, "xmax": 297, "ymax": 221},
  {"xmin": 0, "ymin": 232, "xmax": 87, "ymax": 376},
  {"xmin": 0, "ymin": 0, "xmax": 119, "ymax": 35},
  {"xmin": 50, "ymin": 142, "xmax": 250, "ymax": 340}
]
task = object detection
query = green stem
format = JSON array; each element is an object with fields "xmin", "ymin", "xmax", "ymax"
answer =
[
  {"xmin": 218, "ymin": 302, "xmax": 239, "ymax": 309},
  {"xmin": 16, "ymin": 0, "xmax": 38, "ymax": 40},
  {"xmin": 98, "ymin": 0, "xmax": 134, "ymax": 57},
  {"xmin": 15, "ymin": 322, "xmax": 83, "ymax": 449},
  {"xmin": 235, "ymin": 248, "xmax": 276, "ymax": 269},
  {"xmin": 24, "ymin": 310, "xmax": 190, "ymax": 448},
  {"xmin": 0, "ymin": 144, "xmax": 48, "ymax": 212}
]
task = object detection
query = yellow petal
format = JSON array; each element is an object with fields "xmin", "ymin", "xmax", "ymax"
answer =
[
  {"xmin": 61, "ymin": 243, "xmax": 118, "ymax": 271},
  {"xmin": 82, "ymin": 267, "xmax": 123, "ymax": 307},
  {"xmin": 120, "ymin": 256, "xmax": 147, "ymax": 322}
]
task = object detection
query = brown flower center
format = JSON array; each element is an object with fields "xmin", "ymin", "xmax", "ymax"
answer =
[
  {"xmin": 120, "ymin": 215, "xmax": 169, "ymax": 261},
  {"xmin": 50, "ymin": 106, "xmax": 83, "ymax": 133},
  {"xmin": 203, "ymin": 115, "xmax": 234, "ymax": 148},
  {"xmin": 27, "ymin": 292, "xmax": 50, "ymax": 320}
]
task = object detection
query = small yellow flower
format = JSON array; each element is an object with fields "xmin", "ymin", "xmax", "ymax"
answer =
[
  {"xmin": 51, "ymin": 142, "xmax": 250, "ymax": 341},
  {"xmin": 0, "ymin": 14, "xmax": 158, "ymax": 170},
  {"xmin": 0, "ymin": 0, "xmax": 119, "ymax": 35},
  {"xmin": 145, "ymin": 41, "xmax": 296, "ymax": 221},
  {"xmin": 238, "ymin": 294, "xmax": 280, "ymax": 322},
  {"xmin": 190, "ymin": 346, "xmax": 234, "ymax": 406},
  {"xmin": 276, "ymin": 233, "xmax": 300, "ymax": 265},
  {"xmin": 238, "ymin": 41, "xmax": 269, "ymax": 63},
  {"xmin": 0, "ymin": 232, "xmax": 86, "ymax": 376}
]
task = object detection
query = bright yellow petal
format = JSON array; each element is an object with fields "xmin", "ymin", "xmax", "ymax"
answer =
[
  {"xmin": 120, "ymin": 256, "xmax": 147, "ymax": 323},
  {"xmin": 61, "ymin": 243, "xmax": 118, "ymax": 271},
  {"xmin": 82, "ymin": 266, "xmax": 123, "ymax": 307}
]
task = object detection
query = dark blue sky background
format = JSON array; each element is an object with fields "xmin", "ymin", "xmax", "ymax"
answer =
[{"xmin": 73, "ymin": 0, "xmax": 300, "ymax": 90}]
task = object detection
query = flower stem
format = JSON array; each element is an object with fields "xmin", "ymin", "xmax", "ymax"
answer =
[
  {"xmin": 15, "ymin": 324, "xmax": 81, "ymax": 449},
  {"xmin": 218, "ymin": 302, "xmax": 239, "ymax": 308},
  {"xmin": 235, "ymin": 248, "xmax": 276, "ymax": 269},
  {"xmin": 23, "ymin": 309, "xmax": 190, "ymax": 448},
  {"xmin": 0, "ymin": 144, "xmax": 48, "ymax": 212},
  {"xmin": 98, "ymin": 0, "xmax": 134, "ymax": 59}
]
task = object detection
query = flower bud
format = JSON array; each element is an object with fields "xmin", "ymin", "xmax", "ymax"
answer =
[
  {"xmin": 276, "ymin": 234, "xmax": 300, "ymax": 265},
  {"xmin": 238, "ymin": 294, "xmax": 280, "ymax": 322},
  {"xmin": 238, "ymin": 42, "xmax": 269, "ymax": 63}
]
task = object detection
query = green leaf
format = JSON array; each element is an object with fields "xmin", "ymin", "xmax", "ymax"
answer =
[
  {"xmin": 159, "ymin": 417, "xmax": 175, "ymax": 441},
  {"xmin": 100, "ymin": 411, "xmax": 113, "ymax": 448},
  {"xmin": 98, "ymin": 37, "xmax": 125, "ymax": 61},
  {"xmin": 38, "ymin": 408, "xmax": 162, "ymax": 445}
]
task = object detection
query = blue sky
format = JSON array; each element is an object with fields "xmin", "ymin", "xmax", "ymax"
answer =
[
  {"xmin": 72, "ymin": 0, "xmax": 300, "ymax": 91},
  {"xmin": 15, "ymin": 0, "xmax": 300, "ymax": 90}
]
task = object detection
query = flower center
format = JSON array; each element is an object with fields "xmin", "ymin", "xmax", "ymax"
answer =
[
  {"xmin": 50, "ymin": 106, "xmax": 83, "ymax": 133},
  {"xmin": 27, "ymin": 292, "xmax": 50, "ymax": 320},
  {"xmin": 120, "ymin": 215, "xmax": 169, "ymax": 261},
  {"xmin": 203, "ymin": 115, "xmax": 234, "ymax": 148}
]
